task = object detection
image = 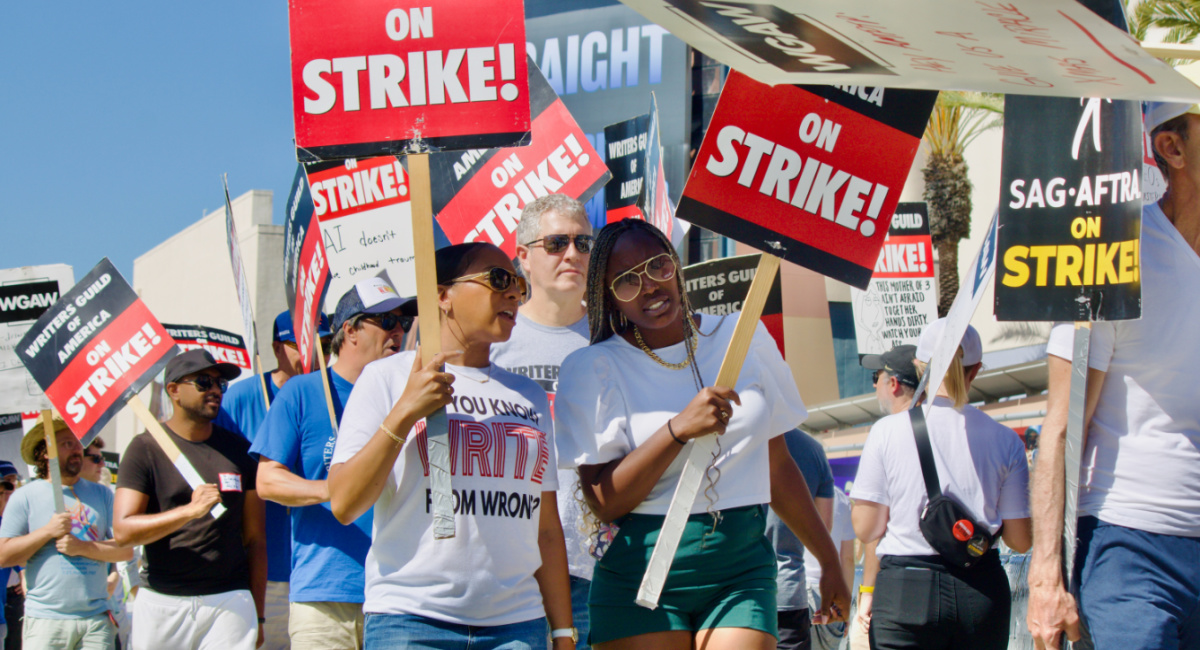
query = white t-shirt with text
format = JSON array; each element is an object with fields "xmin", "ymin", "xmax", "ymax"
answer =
[
  {"xmin": 1046, "ymin": 202, "xmax": 1200, "ymax": 537},
  {"xmin": 555, "ymin": 314, "xmax": 807, "ymax": 514},
  {"xmin": 333, "ymin": 351, "xmax": 557, "ymax": 626},
  {"xmin": 851, "ymin": 398, "xmax": 1030, "ymax": 557}
]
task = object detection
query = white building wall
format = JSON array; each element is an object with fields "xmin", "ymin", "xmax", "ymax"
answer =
[{"xmin": 111, "ymin": 190, "xmax": 286, "ymax": 453}]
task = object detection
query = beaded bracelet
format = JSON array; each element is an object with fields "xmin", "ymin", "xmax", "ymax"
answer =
[{"xmin": 380, "ymin": 423, "xmax": 406, "ymax": 446}]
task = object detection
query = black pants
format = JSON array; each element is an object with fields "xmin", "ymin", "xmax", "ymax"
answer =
[
  {"xmin": 777, "ymin": 608, "xmax": 812, "ymax": 650},
  {"xmin": 869, "ymin": 552, "xmax": 1010, "ymax": 650},
  {"xmin": 4, "ymin": 585, "xmax": 22, "ymax": 650}
]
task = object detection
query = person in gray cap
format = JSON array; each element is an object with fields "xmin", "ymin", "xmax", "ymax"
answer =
[
  {"xmin": 217, "ymin": 310, "xmax": 332, "ymax": 650},
  {"xmin": 0, "ymin": 416, "xmax": 131, "ymax": 649},
  {"xmin": 852, "ymin": 344, "xmax": 921, "ymax": 646},
  {"xmin": 1029, "ymin": 62, "xmax": 1200, "ymax": 650},
  {"xmin": 113, "ymin": 349, "xmax": 266, "ymax": 650},
  {"xmin": 252, "ymin": 277, "xmax": 414, "ymax": 649}
]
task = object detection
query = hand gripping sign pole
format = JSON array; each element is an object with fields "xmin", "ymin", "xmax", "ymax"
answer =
[
  {"xmin": 40, "ymin": 409, "xmax": 65, "ymax": 513},
  {"xmin": 637, "ymin": 253, "xmax": 780, "ymax": 608},
  {"xmin": 408, "ymin": 152, "xmax": 455, "ymax": 539},
  {"xmin": 128, "ymin": 396, "xmax": 227, "ymax": 519}
]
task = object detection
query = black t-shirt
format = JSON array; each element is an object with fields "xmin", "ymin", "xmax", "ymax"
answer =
[{"xmin": 117, "ymin": 424, "xmax": 258, "ymax": 597}]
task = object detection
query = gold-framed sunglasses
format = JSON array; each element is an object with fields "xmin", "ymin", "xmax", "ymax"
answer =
[
  {"xmin": 445, "ymin": 267, "xmax": 528, "ymax": 298},
  {"xmin": 610, "ymin": 253, "xmax": 678, "ymax": 302}
]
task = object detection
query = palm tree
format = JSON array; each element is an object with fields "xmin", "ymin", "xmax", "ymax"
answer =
[{"xmin": 922, "ymin": 92, "xmax": 1003, "ymax": 316}]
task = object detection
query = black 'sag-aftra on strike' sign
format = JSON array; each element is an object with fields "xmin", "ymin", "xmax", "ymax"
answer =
[{"xmin": 996, "ymin": 95, "xmax": 1142, "ymax": 321}]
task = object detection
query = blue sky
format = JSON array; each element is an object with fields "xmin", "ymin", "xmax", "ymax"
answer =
[{"xmin": 3, "ymin": 4, "xmax": 297, "ymax": 282}]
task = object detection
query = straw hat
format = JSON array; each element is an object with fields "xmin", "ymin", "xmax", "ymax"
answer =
[{"xmin": 21, "ymin": 416, "xmax": 71, "ymax": 466}]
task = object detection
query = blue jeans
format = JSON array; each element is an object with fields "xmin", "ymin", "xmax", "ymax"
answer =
[
  {"xmin": 1076, "ymin": 516, "xmax": 1200, "ymax": 650},
  {"xmin": 568, "ymin": 576, "xmax": 590, "ymax": 650},
  {"xmin": 364, "ymin": 613, "xmax": 548, "ymax": 650}
]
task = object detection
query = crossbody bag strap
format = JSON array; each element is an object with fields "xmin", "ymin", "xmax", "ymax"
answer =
[{"xmin": 908, "ymin": 406, "xmax": 943, "ymax": 501}]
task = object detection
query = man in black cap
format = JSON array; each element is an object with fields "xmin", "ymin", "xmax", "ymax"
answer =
[
  {"xmin": 851, "ymin": 344, "xmax": 919, "ymax": 648},
  {"xmin": 113, "ymin": 349, "xmax": 266, "ymax": 650}
]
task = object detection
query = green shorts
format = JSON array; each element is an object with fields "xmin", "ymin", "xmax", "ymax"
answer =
[{"xmin": 588, "ymin": 504, "xmax": 778, "ymax": 645}]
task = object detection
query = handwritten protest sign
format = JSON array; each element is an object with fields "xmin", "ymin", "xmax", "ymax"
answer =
[
  {"xmin": 430, "ymin": 63, "xmax": 611, "ymax": 257},
  {"xmin": 851, "ymin": 203, "xmax": 937, "ymax": 354},
  {"xmin": 617, "ymin": 0, "xmax": 1200, "ymax": 102},
  {"xmin": 680, "ymin": 71, "xmax": 937, "ymax": 289},
  {"xmin": 289, "ymin": 0, "xmax": 532, "ymax": 161},
  {"xmin": 304, "ymin": 156, "xmax": 418, "ymax": 303},
  {"xmin": 996, "ymin": 96, "xmax": 1142, "ymax": 321},
  {"xmin": 0, "ymin": 265, "xmax": 74, "ymax": 413}
]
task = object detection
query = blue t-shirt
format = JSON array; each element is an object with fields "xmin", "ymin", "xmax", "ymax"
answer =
[
  {"xmin": 0, "ymin": 479, "xmax": 114, "ymax": 619},
  {"xmin": 763, "ymin": 429, "xmax": 835, "ymax": 610},
  {"xmin": 251, "ymin": 368, "xmax": 372, "ymax": 603},
  {"xmin": 216, "ymin": 372, "xmax": 292, "ymax": 583}
]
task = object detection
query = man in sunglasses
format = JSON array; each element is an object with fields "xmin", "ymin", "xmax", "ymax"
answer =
[
  {"xmin": 114, "ymin": 349, "xmax": 266, "ymax": 650},
  {"xmin": 491, "ymin": 194, "xmax": 594, "ymax": 648},
  {"xmin": 217, "ymin": 310, "xmax": 332, "ymax": 650},
  {"xmin": 252, "ymin": 277, "xmax": 415, "ymax": 649}
]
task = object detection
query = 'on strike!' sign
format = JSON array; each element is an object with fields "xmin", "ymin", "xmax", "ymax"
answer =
[
  {"xmin": 679, "ymin": 72, "xmax": 936, "ymax": 288},
  {"xmin": 289, "ymin": 0, "xmax": 532, "ymax": 161}
]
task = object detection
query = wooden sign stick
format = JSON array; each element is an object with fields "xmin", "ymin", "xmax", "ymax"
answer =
[
  {"xmin": 407, "ymin": 152, "xmax": 455, "ymax": 539},
  {"xmin": 316, "ymin": 345, "xmax": 339, "ymax": 435},
  {"xmin": 40, "ymin": 409, "xmax": 65, "ymax": 514},
  {"xmin": 257, "ymin": 353, "xmax": 271, "ymax": 411},
  {"xmin": 636, "ymin": 253, "xmax": 781, "ymax": 609},
  {"xmin": 1061, "ymin": 321, "xmax": 1091, "ymax": 650},
  {"xmin": 127, "ymin": 394, "xmax": 227, "ymax": 519}
]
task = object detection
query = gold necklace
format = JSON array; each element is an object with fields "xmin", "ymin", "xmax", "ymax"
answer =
[
  {"xmin": 633, "ymin": 325, "xmax": 695, "ymax": 370},
  {"xmin": 456, "ymin": 364, "xmax": 493, "ymax": 384}
]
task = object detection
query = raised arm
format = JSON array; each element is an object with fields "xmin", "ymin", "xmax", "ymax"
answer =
[
  {"xmin": 328, "ymin": 353, "xmax": 452, "ymax": 524},
  {"xmin": 578, "ymin": 386, "xmax": 738, "ymax": 523},
  {"xmin": 112, "ymin": 485, "xmax": 221, "ymax": 547}
]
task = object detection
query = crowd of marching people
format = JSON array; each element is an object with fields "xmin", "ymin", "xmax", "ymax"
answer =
[{"xmin": 1, "ymin": 91, "xmax": 1199, "ymax": 650}]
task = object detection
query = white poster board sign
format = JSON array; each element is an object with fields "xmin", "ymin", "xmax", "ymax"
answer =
[
  {"xmin": 618, "ymin": 0, "xmax": 1200, "ymax": 102},
  {"xmin": 851, "ymin": 203, "xmax": 938, "ymax": 355},
  {"xmin": 0, "ymin": 264, "xmax": 75, "ymax": 413}
]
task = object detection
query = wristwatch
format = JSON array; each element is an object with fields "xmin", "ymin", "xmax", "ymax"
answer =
[{"xmin": 550, "ymin": 627, "xmax": 578, "ymax": 643}]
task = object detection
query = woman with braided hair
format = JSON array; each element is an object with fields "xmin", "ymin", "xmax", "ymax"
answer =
[{"xmin": 554, "ymin": 219, "xmax": 851, "ymax": 649}]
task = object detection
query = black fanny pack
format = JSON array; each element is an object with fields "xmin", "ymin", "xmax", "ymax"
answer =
[{"xmin": 909, "ymin": 406, "xmax": 1000, "ymax": 569}]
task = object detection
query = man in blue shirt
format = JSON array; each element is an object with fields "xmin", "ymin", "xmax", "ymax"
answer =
[
  {"xmin": 217, "ymin": 310, "xmax": 330, "ymax": 650},
  {"xmin": 0, "ymin": 418, "xmax": 131, "ymax": 649},
  {"xmin": 253, "ymin": 277, "xmax": 414, "ymax": 649}
]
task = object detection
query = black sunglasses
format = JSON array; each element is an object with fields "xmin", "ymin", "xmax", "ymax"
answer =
[
  {"xmin": 85, "ymin": 453, "xmax": 104, "ymax": 464},
  {"xmin": 524, "ymin": 234, "xmax": 593, "ymax": 255},
  {"xmin": 872, "ymin": 369, "xmax": 884, "ymax": 385},
  {"xmin": 180, "ymin": 375, "xmax": 229, "ymax": 393},
  {"xmin": 446, "ymin": 267, "xmax": 528, "ymax": 297},
  {"xmin": 363, "ymin": 312, "xmax": 414, "ymax": 333}
]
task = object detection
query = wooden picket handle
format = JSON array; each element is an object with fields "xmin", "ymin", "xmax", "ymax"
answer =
[
  {"xmin": 127, "ymin": 394, "xmax": 226, "ymax": 519},
  {"xmin": 41, "ymin": 409, "xmax": 65, "ymax": 514},
  {"xmin": 636, "ymin": 253, "xmax": 781, "ymax": 609},
  {"xmin": 407, "ymin": 152, "xmax": 455, "ymax": 539},
  {"xmin": 316, "ymin": 343, "xmax": 339, "ymax": 435}
]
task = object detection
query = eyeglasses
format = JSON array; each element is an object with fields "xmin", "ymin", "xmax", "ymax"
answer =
[
  {"xmin": 524, "ymin": 234, "xmax": 593, "ymax": 255},
  {"xmin": 179, "ymin": 375, "xmax": 229, "ymax": 393},
  {"xmin": 363, "ymin": 312, "xmax": 413, "ymax": 333},
  {"xmin": 284, "ymin": 337, "xmax": 333, "ymax": 356},
  {"xmin": 609, "ymin": 253, "xmax": 677, "ymax": 303},
  {"xmin": 446, "ymin": 267, "xmax": 528, "ymax": 298},
  {"xmin": 872, "ymin": 370, "xmax": 885, "ymax": 385},
  {"xmin": 85, "ymin": 453, "xmax": 104, "ymax": 464}
]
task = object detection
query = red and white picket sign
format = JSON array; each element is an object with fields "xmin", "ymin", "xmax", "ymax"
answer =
[{"xmin": 289, "ymin": 0, "xmax": 532, "ymax": 161}]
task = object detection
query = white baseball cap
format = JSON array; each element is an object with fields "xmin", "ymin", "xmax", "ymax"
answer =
[
  {"xmin": 916, "ymin": 318, "xmax": 983, "ymax": 367},
  {"xmin": 1146, "ymin": 61, "xmax": 1200, "ymax": 131},
  {"xmin": 331, "ymin": 276, "xmax": 414, "ymax": 332}
]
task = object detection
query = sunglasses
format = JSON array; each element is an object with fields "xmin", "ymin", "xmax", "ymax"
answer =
[
  {"xmin": 446, "ymin": 267, "xmax": 528, "ymax": 298},
  {"xmin": 179, "ymin": 375, "xmax": 229, "ymax": 393},
  {"xmin": 872, "ymin": 369, "xmax": 884, "ymax": 385},
  {"xmin": 524, "ymin": 234, "xmax": 593, "ymax": 255},
  {"xmin": 85, "ymin": 453, "xmax": 104, "ymax": 464},
  {"xmin": 610, "ymin": 253, "xmax": 678, "ymax": 303},
  {"xmin": 363, "ymin": 312, "xmax": 413, "ymax": 333},
  {"xmin": 284, "ymin": 337, "xmax": 333, "ymax": 356}
]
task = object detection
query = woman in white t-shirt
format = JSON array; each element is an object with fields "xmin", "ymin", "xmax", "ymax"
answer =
[
  {"xmin": 554, "ymin": 219, "xmax": 851, "ymax": 650},
  {"xmin": 328, "ymin": 243, "xmax": 575, "ymax": 650},
  {"xmin": 850, "ymin": 321, "xmax": 1031, "ymax": 650}
]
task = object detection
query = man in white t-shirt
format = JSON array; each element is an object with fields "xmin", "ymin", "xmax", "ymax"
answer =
[
  {"xmin": 491, "ymin": 193, "xmax": 592, "ymax": 648},
  {"xmin": 1028, "ymin": 78, "xmax": 1200, "ymax": 650}
]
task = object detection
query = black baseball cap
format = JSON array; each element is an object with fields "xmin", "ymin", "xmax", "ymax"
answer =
[
  {"xmin": 861, "ymin": 344, "xmax": 919, "ymax": 388},
  {"xmin": 164, "ymin": 349, "xmax": 242, "ymax": 385}
]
